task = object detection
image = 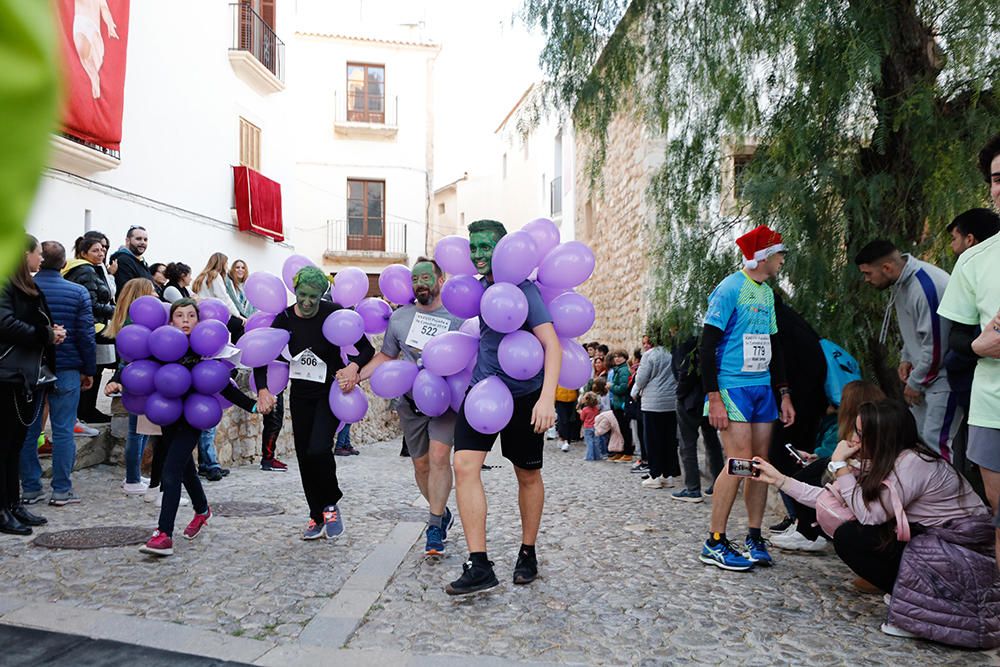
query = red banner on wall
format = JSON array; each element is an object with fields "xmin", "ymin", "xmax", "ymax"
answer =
[
  {"xmin": 234, "ymin": 167, "xmax": 285, "ymax": 242},
  {"xmin": 57, "ymin": 0, "xmax": 130, "ymax": 151}
]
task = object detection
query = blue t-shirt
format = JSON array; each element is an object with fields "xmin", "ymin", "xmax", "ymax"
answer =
[
  {"xmin": 704, "ymin": 270, "xmax": 777, "ymax": 389},
  {"xmin": 472, "ymin": 279, "xmax": 553, "ymax": 397}
]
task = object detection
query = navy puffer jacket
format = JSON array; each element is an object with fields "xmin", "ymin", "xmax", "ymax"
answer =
[{"xmin": 33, "ymin": 269, "xmax": 96, "ymax": 376}]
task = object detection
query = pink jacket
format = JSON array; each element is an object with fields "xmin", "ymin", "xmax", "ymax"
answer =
[
  {"xmin": 594, "ymin": 410, "xmax": 623, "ymax": 453},
  {"xmin": 783, "ymin": 450, "xmax": 989, "ymax": 528}
]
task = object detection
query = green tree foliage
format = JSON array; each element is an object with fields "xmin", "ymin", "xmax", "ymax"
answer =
[{"xmin": 524, "ymin": 0, "xmax": 1000, "ymax": 387}]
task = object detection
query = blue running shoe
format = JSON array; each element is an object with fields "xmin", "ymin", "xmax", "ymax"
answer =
[
  {"xmin": 301, "ymin": 519, "xmax": 324, "ymax": 540},
  {"xmin": 700, "ymin": 539, "xmax": 753, "ymax": 571},
  {"xmin": 425, "ymin": 525, "xmax": 445, "ymax": 556},
  {"xmin": 323, "ymin": 504, "xmax": 345, "ymax": 539},
  {"xmin": 744, "ymin": 535, "xmax": 773, "ymax": 566},
  {"xmin": 442, "ymin": 506, "xmax": 454, "ymax": 541}
]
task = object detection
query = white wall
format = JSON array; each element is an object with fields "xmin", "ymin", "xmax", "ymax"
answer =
[{"xmin": 27, "ymin": 0, "xmax": 296, "ymax": 277}]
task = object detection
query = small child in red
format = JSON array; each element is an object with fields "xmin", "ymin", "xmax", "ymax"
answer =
[{"xmin": 578, "ymin": 392, "xmax": 602, "ymax": 461}]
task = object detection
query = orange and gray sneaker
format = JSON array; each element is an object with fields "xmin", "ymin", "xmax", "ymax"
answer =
[{"xmin": 323, "ymin": 504, "xmax": 345, "ymax": 539}]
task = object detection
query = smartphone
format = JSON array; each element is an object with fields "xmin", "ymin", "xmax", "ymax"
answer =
[
  {"xmin": 784, "ymin": 443, "xmax": 806, "ymax": 466},
  {"xmin": 726, "ymin": 457, "xmax": 759, "ymax": 477}
]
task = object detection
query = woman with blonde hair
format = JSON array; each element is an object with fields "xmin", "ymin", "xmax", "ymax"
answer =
[{"xmin": 224, "ymin": 259, "xmax": 255, "ymax": 322}]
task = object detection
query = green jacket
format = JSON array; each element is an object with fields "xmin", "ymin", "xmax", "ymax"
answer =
[{"xmin": 608, "ymin": 363, "xmax": 630, "ymax": 411}]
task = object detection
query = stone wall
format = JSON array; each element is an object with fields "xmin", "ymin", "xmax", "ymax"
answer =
[{"xmin": 574, "ymin": 100, "xmax": 665, "ymax": 352}]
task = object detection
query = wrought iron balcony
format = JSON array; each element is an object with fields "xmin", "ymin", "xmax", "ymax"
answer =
[{"xmin": 230, "ymin": 3, "xmax": 285, "ymax": 91}]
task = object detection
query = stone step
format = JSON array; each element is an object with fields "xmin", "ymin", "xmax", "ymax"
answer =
[{"xmin": 37, "ymin": 428, "xmax": 111, "ymax": 478}]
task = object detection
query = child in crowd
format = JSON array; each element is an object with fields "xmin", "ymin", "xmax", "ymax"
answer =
[
  {"xmin": 592, "ymin": 377, "xmax": 611, "ymax": 457},
  {"xmin": 578, "ymin": 392, "xmax": 601, "ymax": 461}
]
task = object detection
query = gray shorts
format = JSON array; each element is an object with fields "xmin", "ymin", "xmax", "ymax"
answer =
[
  {"xmin": 396, "ymin": 398, "xmax": 456, "ymax": 459},
  {"xmin": 968, "ymin": 425, "xmax": 1000, "ymax": 474}
]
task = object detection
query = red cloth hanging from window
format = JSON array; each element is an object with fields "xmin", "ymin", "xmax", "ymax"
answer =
[{"xmin": 233, "ymin": 166, "xmax": 284, "ymax": 242}]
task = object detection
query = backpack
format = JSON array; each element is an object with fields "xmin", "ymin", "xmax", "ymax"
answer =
[{"xmin": 819, "ymin": 339, "xmax": 861, "ymax": 407}]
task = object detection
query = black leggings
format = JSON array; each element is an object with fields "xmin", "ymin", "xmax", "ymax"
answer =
[
  {"xmin": 613, "ymin": 408, "xmax": 634, "ymax": 455},
  {"xmin": 148, "ymin": 435, "xmax": 165, "ymax": 489},
  {"xmin": 262, "ymin": 392, "xmax": 284, "ymax": 460},
  {"xmin": 158, "ymin": 420, "xmax": 209, "ymax": 535},
  {"xmin": 290, "ymin": 392, "xmax": 343, "ymax": 524},
  {"xmin": 788, "ymin": 458, "xmax": 829, "ymax": 540},
  {"xmin": 642, "ymin": 410, "xmax": 680, "ymax": 479},
  {"xmin": 0, "ymin": 385, "xmax": 42, "ymax": 508},
  {"xmin": 554, "ymin": 401, "xmax": 576, "ymax": 441},
  {"xmin": 833, "ymin": 521, "xmax": 909, "ymax": 594}
]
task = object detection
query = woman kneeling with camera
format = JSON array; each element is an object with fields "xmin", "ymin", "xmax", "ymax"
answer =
[{"xmin": 752, "ymin": 399, "xmax": 998, "ymax": 648}]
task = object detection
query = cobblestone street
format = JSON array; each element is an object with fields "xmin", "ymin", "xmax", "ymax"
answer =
[{"xmin": 1, "ymin": 438, "xmax": 997, "ymax": 665}]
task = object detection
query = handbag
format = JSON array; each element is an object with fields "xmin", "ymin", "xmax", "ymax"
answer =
[
  {"xmin": 0, "ymin": 343, "xmax": 56, "ymax": 389},
  {"xmin": 816, "ymin": 475, "xmax": 910, "ymax": 541}
]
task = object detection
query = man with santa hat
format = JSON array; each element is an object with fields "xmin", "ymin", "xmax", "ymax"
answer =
[{"xmin": 698, "ymin": 225, "xmax": 796, "ymax": 571}]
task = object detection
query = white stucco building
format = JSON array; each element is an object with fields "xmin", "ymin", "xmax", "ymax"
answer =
[{"xmin": 28, "ymin": 1, "xmax": 296, "ymax": 278}]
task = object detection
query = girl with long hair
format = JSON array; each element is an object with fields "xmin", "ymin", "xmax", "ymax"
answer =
[{"xmin": 224, "ymin": 259, "xmax": 254, "ymax": 320}]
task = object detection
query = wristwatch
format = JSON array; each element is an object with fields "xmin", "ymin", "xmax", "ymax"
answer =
[{"xmin": 827, "ymin": 460, "xmax": 848, "ymax": 474}]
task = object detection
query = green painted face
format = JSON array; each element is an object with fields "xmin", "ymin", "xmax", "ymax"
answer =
[
  {"xmin": 469, "ymin": 231, "xmax": 500, "ymax": 277},
  {"xmin": 411, "ymin": 261, "xmax": 440, "ymax": 305},
  {"xmin": 294, "ymin": 283, "xmax": 325, "ymax": 319}
]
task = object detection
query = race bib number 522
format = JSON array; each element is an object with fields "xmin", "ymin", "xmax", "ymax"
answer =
[{"xmin": 404, "ymin": 312, "xmax": 452, "ymax": 350}]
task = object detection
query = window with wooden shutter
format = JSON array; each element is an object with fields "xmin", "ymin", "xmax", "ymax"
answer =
[
  {"xmin": 346, "ymin": 179, "xmax": 386, "ymax": 250},
  {"xmin": 239, "ymin": 117, "xmax": 261, "ymax": 171}
]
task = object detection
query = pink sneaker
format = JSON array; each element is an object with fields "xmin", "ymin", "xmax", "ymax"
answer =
[
  {"xmin": 139, "ymin": 530, "xmax": 173, "ymax": 556},
  {"xmin": 183, "ymin": 508, "xmax": 211, "ymax": 540}
]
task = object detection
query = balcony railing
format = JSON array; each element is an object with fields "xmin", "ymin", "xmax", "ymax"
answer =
[
  {"xmin": 550, "ymin": 176, "xmax": 562, "ymax": 216},
  {"xmin": 327, "ymin": 219, "xmax": 407, "ymax": 255},
  {"xmin": 230, "ymin": 2, "xmax": 284, "ymax": 83}
]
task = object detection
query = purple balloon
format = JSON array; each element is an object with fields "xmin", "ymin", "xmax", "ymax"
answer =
[
  {"xmin": 370, "ymin": 360, "xmax": 419, "ymax": 399},
  {"xmin": 333, "ymin": 267, "xmax": 369, "ymax": 308},
  {"xmin": 249, "ymin": 361, "xmax": 290, "ymax": 395},
  {"xmin": 446, "ymin": 369, "xmax": 472, "ymax": 413},
  {"xmin": 128, "ymin": 295, "xmax": 166, "ymax": 330},
  {"xmin": 121, "ymin": 359, "xmax": 159, "ymax": 396},
  {"xmin": 536, "ymin": 282, "xmax": 571, "ymax": 305},
  {"xmin": 191, "ymin": 359, "xmax": 231, "ymax": 395},
  {"xmin": 550, "ymin": 292, "xmax": 596, "ymax": 338},
  {"xmin": 154, "ymin": 363, "xmax": 192, "ymax": 398},
  {"xmin": 245, "ymin": 311, "xmax": 275, "ymax": 332},
  {"xmin": 558, "ymin": 337, "xmax": 591, "ymax": 389},
  {"xmin": 412, "ymin": 369, "xmax": 450, "ymax": 417},
  {"xmin": 498, "ymin": 331, "xmax": 544, "ymax": 380},
  {"xmin": 148, "ymin": 325, "xmax": 189, "ymax": 363},
  {"xmin": 480, "ymin": 283, "xmax": 528, "ymax": 334},
  {"xmin": 421, "ymin": 331, "xmax": 478, "ymax": 377},
  {"xmin": 441, "ymin": 275, "xmax": 485, "ymax": 319},
  {"xmin": 145, "ymin": 392, "xmax": 183, "ymax": 426},
  {"xmin": 190, "ymin": 319, "xmax": 230, "ymax": 357},
  {"xmin": 523, "ymin": 217, "xmax": 561, "ymax": 259},
  {"xmin": 492, "ymin": 230, "xmax": 539, "ymax": 285},
  {"xmin": 197, "ymin": 298, "xmax": 230, "ymax": 324},
  {"xmin": 282, "ymin": 254, "xmax": 316, "ymax": 292},
  {"xmin": 328, "ymin": 385, "xmax": 368, "ymax": 424},
  {"xmin": 537, "ymin": 241, "xmax": 596, "ymax": 289},
  {"xmin": 459, "ymin": 317, "xmax": 480, "ymax": 338},
  {"xmin": 121, "ymin": 392, "xmax": 147, "ymax": 415},
  {"xmin": 379, "ymin": 264, "xmax": 414, "ymax": 305},
  {"xmin": 245, "ymin": 272, "xmax": 289, "ymax": 314},
  {"xmin": 465, "ymin": 349, "xmax": 478, "ymax": 374},
  {"xmin": 464, "ymin": 376, "xmax": 514, "ymax": 434},
  {"xmin": 184, "ymin": 393, "xmax": 223, "ymax": 430},
  {"xmin": 236, "ymin": 327, "xmax": 290, "ymax": 368},
  {"xmin": 356, "ymin": 298, "xmax": 392, "ymax": 335},
  {"xmin": 434, "ymin": 235, "xmax": 477, "ymax": 276},
  {"xmin": 322, "ymin": 309, "xmax": 365, "ymax": 347},
  {"xmin": 116, "ymin": 324, "xmax": 152, "ymax": 362}
]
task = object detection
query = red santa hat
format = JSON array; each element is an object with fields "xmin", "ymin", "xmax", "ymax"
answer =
[{"xmin": 736, "ymin": 225, "xmax": 786, "ymax": 269}]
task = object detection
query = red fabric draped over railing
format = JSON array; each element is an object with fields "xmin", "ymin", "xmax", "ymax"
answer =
[{"xmin": 233, "ymin": 166, "xmax": 284, "ymax": 242}]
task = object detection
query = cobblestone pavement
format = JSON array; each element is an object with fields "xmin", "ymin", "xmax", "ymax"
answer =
[{"xmin": 1, "ymin": 437, "xmax": 997, "ymax": 665}]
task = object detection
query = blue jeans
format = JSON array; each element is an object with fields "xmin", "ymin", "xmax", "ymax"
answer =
[
  {"xmin": 598, "ymin": 432, "xmax": 609, "ymax": 458},
  {"xmin": 21, "ymin": 370, "xmax": 81, "ymax": 495},
  {"xmin": 126, "ymin": 413, "xmax": 148, "ymax": 484},
  {"xmin": 583, "ymin": 427, "xmax": 601, "ymax": 461},
  {"xmin": 336, "ymin": 422, "xmax": 351, "ymax": 448},
  {"xmin": 198, "ymin": 427, "xmax": 221, "ymax": 472}
]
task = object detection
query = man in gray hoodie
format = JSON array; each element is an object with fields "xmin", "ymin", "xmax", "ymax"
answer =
[{"xmin": 856, "ymin": 240, "xmax": 960, "ymax": 460}]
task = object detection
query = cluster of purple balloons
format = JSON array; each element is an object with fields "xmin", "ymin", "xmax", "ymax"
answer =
[{"xmin": 116, "ymin": 295, "xmax": 243, "ymax": 429}]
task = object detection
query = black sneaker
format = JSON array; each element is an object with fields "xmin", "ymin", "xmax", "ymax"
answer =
[
  {"xmin": 205, "ymin": 468, "xmax": 223, "ymax": 482},
  {"xmin": 445, "ymin": 560, "xmax": 499, "ymax": 596},
  {"xmin": 220, "ymin": 468, "xmax": 231, "ymax": 477},
  {"xmin": 630, "ymin": 462, "xmax": 649, "ymax": 474},
  {"xmin": 513, "ymin": 551, "xmax": 538, "ymax": 585},
  {"xmin": 769, "ymin": 516, "xmax": 794, "ymax": 533}
]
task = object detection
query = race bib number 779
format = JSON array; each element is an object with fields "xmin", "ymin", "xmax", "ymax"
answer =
[{"xmin": 742, "ymin": 334, "xmax": 771, "ymax": 373}]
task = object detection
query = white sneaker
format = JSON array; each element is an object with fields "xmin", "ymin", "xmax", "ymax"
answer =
[
  {"xmin": 122, "ymin": 481, "xmax": 148, "ymax": 496},
  {"xmin": 144, "ymin": 486, "xmax": 159, "ymax": 503},
  {"xmin": 641, "ymin": 476, "xmax": 664, "ymax": 489},
  {"xmin": 73, "ymin": 421, "xmax": 99, "ymax": 437},
  {"xmin": 663, "ymin": 476, "xmax": 676, "ymax": 488},
  {"xmin": 545, "ymin": 427, "xmax": 557, "ymax": 440},
  {"xmin": 883, "ymin": 594, "xmax": 892, "ymax": 606},
  {"xmin": 155, "ymin": 491, "xmax": 189, "ymax": 507},
  {"xmin": 770, "ymin": 529, "xmax": 830, "ymax": 552},
  {"xmin": 559, "ymin": 441, "xmax": 570, "ymax": 452},
  {"xmin": 880, "ymin": 623, "xmax": 918, "ymax": 639}
]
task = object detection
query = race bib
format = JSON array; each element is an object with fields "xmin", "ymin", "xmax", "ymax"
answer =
[
  {"xmin": 289, "ymin": 348, "xmax": 327, "ymax": 383},
  {"xmin": 404, "ymin": 312, "xmax": 452, "ymax": 350},
  {"xmin": 742, "ymin": 334, "xmax": 771, "ymax": 373}
]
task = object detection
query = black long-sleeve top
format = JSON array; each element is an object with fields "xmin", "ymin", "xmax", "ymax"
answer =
[{"xmin": 254, "ymin": 301, "xmax": 375, "ymax": 400}]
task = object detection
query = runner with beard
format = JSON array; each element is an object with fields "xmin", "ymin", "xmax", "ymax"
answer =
[{"xmin": 358, "ymin": 258, "xmax": 464, "ymax": 555}]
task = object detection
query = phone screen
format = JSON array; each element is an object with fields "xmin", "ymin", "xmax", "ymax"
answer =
[
  {"xmin": 727, "ymin": 457, "xmax": 759, "ymax": 477},
  {"xmin": 785, "ymin": 443, "xmax": 806, "ymax": 465}
]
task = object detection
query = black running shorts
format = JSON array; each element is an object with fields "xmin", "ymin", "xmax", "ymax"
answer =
[{"xmin": 454, "ymin": 388, "xmax": 544, "ymax": 470}]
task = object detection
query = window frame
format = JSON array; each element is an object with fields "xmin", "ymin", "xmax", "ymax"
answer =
[
  {"xmin": 239, "ymin": 117, "xmax": 261, "ymax": 171},
  {"xmin": 346, "ymin": 62, "xmax": 386, "ymax": 124},
  {"xmin": 346, "ymin": 178, "xmax": 386, "ymax": 251}
]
